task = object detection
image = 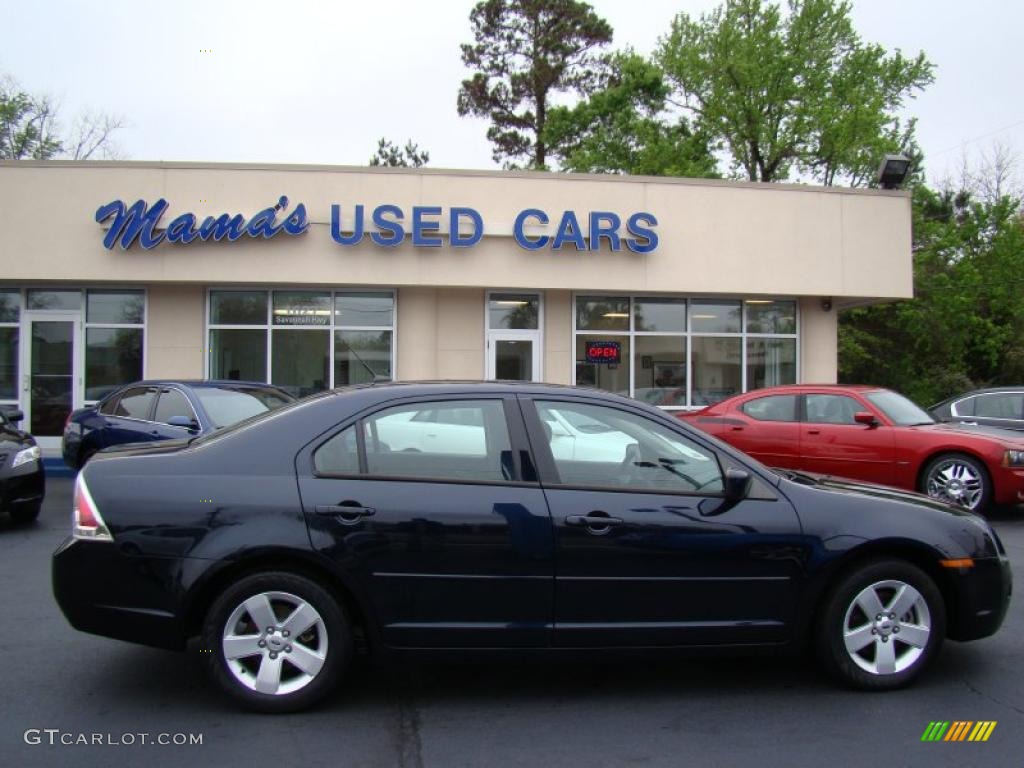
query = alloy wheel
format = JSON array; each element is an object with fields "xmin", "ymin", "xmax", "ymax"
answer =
[
  {"xmin": 842, "ymin": 579, "xmax": 931, "ymax": 676},
  {"xmin": 925, "ymin": 459, "xmax": 984, "ymax": 510},
  {"xmin": 221, "ymin": 590, "xmax": 328, "ymax": 696}
]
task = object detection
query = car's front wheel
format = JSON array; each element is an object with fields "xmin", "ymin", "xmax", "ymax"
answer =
[
  {"xmin": 201, "ymin": 571, "xmax": 351, "ymax": 712},
  {"xmin": 921, "ymin": 453, "xmax": 991, "ymax": 513},
  {"xmin": 817, "ymin": 559, "xmax": 945, "ymax": 690}
]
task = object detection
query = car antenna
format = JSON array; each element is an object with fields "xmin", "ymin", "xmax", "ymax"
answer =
[{"xmin": 337, "ymin": 336, "xmax": 391, "ymax": 384}]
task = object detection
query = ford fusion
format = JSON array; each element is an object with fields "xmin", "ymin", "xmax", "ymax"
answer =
[{"xmin": 52, "ymin": 383, "xmax": 1011, "ymax": 712}]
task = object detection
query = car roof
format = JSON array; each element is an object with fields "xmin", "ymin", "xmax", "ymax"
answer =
[
  {"xmin": 123, "ymin": 379, "xmax": 285, "ymax": 389},
  {"xmin": 734, "ymin": 384, "xmax": 887, "ymax": 394},
  {"xmin": 327, "ymin": 380, "xmax": 608, "ymax": 398}
]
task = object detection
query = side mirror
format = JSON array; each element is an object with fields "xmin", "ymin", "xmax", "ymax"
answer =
[
  {"xmin": 854, "ymin": 411, "xmax": 879, "ymax": 427},
  {"xmin": 3, "ymin": 409, "xmax": 24, "ymax": 423},
  {"xmin": 167, "ymin": 415, "xmax": 200, "ymax": 431},
  {"xmin": 723, "ymin": 468, "xmax": 752, "ymax": 501}
]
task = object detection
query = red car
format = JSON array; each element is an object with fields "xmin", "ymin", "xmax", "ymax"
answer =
[{"xmin": 678, "ymin": 385, "xmax": 1024, "ymax": 513}]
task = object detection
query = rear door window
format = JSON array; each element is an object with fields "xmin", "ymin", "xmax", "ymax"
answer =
[
  {"xmin": 742, "ymin": 395, "xmax": 798, "ymax": 422},
  {"xmin": 973, "ymin": 393, "xmax": 1023, "ymax": 420},
  {"xmin": 113, "ymin": 387, "xmax": 157, "ymax": 420}
]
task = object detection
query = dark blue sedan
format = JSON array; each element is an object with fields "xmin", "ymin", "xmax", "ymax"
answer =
[{"xmin": 61, "ymin": 380, "xmax": 295, "ymax": 469}]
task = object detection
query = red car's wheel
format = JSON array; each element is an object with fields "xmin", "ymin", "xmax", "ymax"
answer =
[{"xmin": 921, "ymin": 453, "xmax": 991, "ymax": 513}]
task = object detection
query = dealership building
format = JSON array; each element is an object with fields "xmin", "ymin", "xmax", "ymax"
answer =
[{"xmin": 0, "ymin": 160, "xmax": 912, "ymax": 454}]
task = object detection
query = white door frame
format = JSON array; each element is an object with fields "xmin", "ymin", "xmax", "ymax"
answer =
[
  {"xmin": 486, "ymin": 331, "xmax": 542, "ymax": 381},
  {"xmin": 485, "ymin": 290, "xmax": 544, "ymax": 382},
  {"xmin": 20, "ymin": 310, "xmax": 83, "ymax": 452}
]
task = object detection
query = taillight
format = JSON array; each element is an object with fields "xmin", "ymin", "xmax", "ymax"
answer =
[
  {"xmin": 72, "ymin": 475, "xmax": 113, "ymax": 542},
  {"xmin": 64, "ymin": 411, "xmax": 73, "ymax": 432}
]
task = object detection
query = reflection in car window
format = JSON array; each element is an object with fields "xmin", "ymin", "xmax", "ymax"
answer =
[
  {"xmin": 99, "ymin": 394, "xmax": 121, "ymax": 416},
  {"xmin": 154, "ymin": 389, "xmax": 195, "ymax": 425},
  {"xmin": 314, "ymin": 425, "xmax": 359, "ymax": 475},
  {"xmin": 536, "ymin": 401, "xmax": 723, "ymax": 493},
  {"xmin": 194, "ymin": 387, "xmax": 292, "ymax": 428},
  {"xmin": 364, "ymin": 400, "xmax": 513, "ymax": 482},
  {"xmin": 742, "ymin": 395, "xmax": 797, "ymax": 422},
  {"xmin": 805, "ymin": 394, "xmax": 861, "ymax": 425},
  {"xmin": 863, "ymin": 390, "xmax": 934, "ymax": 426},
  {"xmin": 114, "ymin": 387, "xmax": 156, "ymax": 419}
]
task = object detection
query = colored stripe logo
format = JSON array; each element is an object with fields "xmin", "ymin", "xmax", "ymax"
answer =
[{"xmin": 921, "ymin": 721, "xmax": 997, "ymax": 742}]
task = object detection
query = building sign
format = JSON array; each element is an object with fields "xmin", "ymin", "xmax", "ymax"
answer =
[
  {"xmin": 585, "ymin": 341, "xmax": 622, "ymax": 364},
  {"xmin": 95, "ymin": 198, "xmax": 658, "ymax": 253}
]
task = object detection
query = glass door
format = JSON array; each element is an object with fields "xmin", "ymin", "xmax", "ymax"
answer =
[
  {"xmin": 488, "ymin": 335, "xmax": 539, "ymax": 381},
  {"xmin": 21, "ymin": 313, "xmax": 82, "ymax": 451},
  {"xmin": 486, "ymin": 292, "xmax": 542, "ymax": 382}
]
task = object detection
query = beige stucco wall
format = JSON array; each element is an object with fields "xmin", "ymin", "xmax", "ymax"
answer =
[
  {"xmin": 0, "ymin": 161, "xmax": 912, "ymax": 303},
  {"xmin": 544, "ymin": 290, "xmax": 573, "ymax": 385},
  {"xmin": 798, "ymin": 297, "xmax": 838, "ymax": 383},
  {"xmin": 145, "ymin": 284, "xmax": 205, "ymax": 378}
]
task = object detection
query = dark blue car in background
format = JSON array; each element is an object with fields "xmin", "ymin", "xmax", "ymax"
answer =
[{"xmin": 62, "ymin": 380, "xmax": 295, "ymax": 470}]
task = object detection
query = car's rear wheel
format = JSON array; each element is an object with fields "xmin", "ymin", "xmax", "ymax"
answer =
[
  {"xmin": 921, "ymin": 453, "xmax": 991, "ymax": 513},
  {"xmin": 201, "ymin": 571, "xmax": 351, "ymax": 712},
  {"xmin": 817, "ymin": 559, "xmax": 945, "ymax": 690}
]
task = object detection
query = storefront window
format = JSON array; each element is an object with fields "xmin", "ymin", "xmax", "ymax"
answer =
[
  {"xmin": 576, "ymin": 296, "xmax": 629, "ymax": 332},
  {"xmin": 87, "ymin": 291, "xmax": 144, "ymax": 324},
  {"xmin": 210, "ymin": 291, "xmax": 268, "ymax": 325},
  {"xmin": 335, "ymin": 330, "xmax": 392, "ymax": 385},
  {"xmin": 575, "ymin": 335, "xmax": 629, "ymax": 396},
  {"xmin": 634, "ymin": 336, "xmax": 686, "ymax": 406},
  {"xmin": 208, "ymin": 289, "xmax": 395, "ymax": 392},
  {"xmin": 574, "ymin": 295, "xmax": 798, "ymax": 408},
  {"xmin": 85, "ymin": 328, "xmax": 143, "ymax": 401},
  {"xmin": 488, "ymin": 293, "xmax": 539, "ymax": 330},
  {"xmin": 746, "ymin": 300, "xmax": 796, "ymax": 334},
  {"xmin": 0, "ymin": 290, "xmax": 18, "ymax": 402},
  {"xmin": 272, "ymin": 329, "xmax": 330, "ymax": 397},
  {"xmin": 0, "ymin": 327, "xmax": 17, "ymax": 401},
  {"xmin": 747, "ymin": 338, "xmax": 797, "ymax": 389},
  {"xmin": 27, "ymin": 289, "xmax": 81, "ymax": 311},
  {"xmin": 209, "ymin": 328, "xmax": 267, "ymax": 382},
  {"xmin": 84, "ymin": 290, "xmax": 145, "ymax": 401}
]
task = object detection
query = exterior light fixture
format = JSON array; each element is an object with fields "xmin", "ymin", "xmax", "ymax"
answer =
[{"xmin": 877, "ymin": 154, "xmax": 912, "ymax": 189}]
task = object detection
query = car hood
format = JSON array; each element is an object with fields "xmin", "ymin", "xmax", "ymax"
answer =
[
  {"xmin": 907, "ymin": 421, "xmax": 1024, "ymax": 446},
  {"xmin": 777, "ymin": 468, "xmax": 975, "ymax": 517}
]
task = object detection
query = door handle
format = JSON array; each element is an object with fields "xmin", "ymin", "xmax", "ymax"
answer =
[
  {"xmin": 315, "ymin": 502, "xmax": 376, "ymax": 523},
  {"xmin": 731, "ymin": 425, "xmax": 744, "ymax": 431},
  {"xmin": 566, "ymin": 513, "xmax": 624, "ymax": 529},
  {"xmin": 807, "ymin": 429, "xmax": 821, "ymax": 435}
]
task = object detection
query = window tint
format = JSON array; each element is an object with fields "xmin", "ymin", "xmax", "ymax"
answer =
[
  {"xmin": 99, "ymin": 394, "xmax": 121, "ymax": 416},
  {"xmin": 314, "ymin": 425, "xmax": 359, "ymax": 475},
  {"xmin": 974, "ymin": 393, "xmax": 1023, "ymax": 420},
  {"xmin": 806, "ymin": 394, "xmax": 862, "ymax": 425},
  {"xmin": 742, "ymin": 395, "xmax": 797, "ymax": 422},
  {"xmin": 953, "ymin": 397, "xmax": 975, "ymax": 417},
  {"xmin": 364, "ymin": 400, "xmax": 512, "ymax": 482},
  {"xmin": 536, "ymin": 401, "xmax": 723, "ymax": 493},
  {"xmin": 154, "ymin": 389, "xmax": 195, "ymax": 425},
  {"xmin": 194, "ymin": 387, "xmax": 292, "ymax": 428},
  {"xmin": 114, "ymin": 387, "xmax": 156, "ymax": 419}
]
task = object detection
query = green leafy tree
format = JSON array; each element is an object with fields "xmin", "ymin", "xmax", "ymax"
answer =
[
  {"xmin": 1, "ymin": 74, "xmax": 123, "ymax": 160},
  {"xmin": 656, "ymin": 0, "xmax": 933, "ymax": 184},
  {"xmin": 368, "ymin": 138, "xmax": 430, "ymax": 167},
  {"xmin": 457, "ymin": 0, "xmax": 613, "ymax": 169},
  {"xmin": 544, "ymin": 51, "xmax": 719, "ymax": 177},
  {"xmin": 839, "ymin": 185, "xmax": 1024, "ymax": 404}
]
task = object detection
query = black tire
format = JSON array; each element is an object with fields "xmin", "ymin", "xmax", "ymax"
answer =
[
  {"xmin": 816, "ymin": 559, "xmax": 945, "ymax": 690},
  {"xmin": 200, "ymin": 571, "xmax": 351, "ymax": 713},
  {"xmin": 920, "ymin": 453, "xmax": 992, "ymax": 513},
  {"xmin": 8, "ymin": 502, "xmax": 41, "ymax": 524}
]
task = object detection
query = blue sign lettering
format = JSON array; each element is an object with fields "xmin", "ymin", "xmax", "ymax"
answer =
[
  {"xmin": 98, "ymin": 199, "xmax": 657, "ymax": 253},
  {"xmin": 96, "ymin": 196, "xmax": 308, "ymax": 250}
]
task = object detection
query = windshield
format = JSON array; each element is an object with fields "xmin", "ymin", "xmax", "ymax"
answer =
[
  {"xmin": 864, "ymin": 390, "xmax": 934, "ymax": 426},
  {"xmin": 194, "ymin": 387, "xmax": 294, "ymax": 428}
]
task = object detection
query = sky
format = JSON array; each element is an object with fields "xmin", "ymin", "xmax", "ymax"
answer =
[{"xmin": 1, "ymin": 0, "xmax": 1021, "ymax": 185}]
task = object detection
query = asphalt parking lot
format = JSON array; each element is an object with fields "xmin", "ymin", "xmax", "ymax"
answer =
[{"xmin": 1, "ymin": 476, "xmax": 1022, "ymax": 768}]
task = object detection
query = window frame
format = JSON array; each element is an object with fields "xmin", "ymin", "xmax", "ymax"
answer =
[
  {"xmin": 571, "ymin": 292, "xmax": 799, "ymax": 411},
  {"xmin": 205, "ymin": 287, "xmax": 397, "ymax": 394}
]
